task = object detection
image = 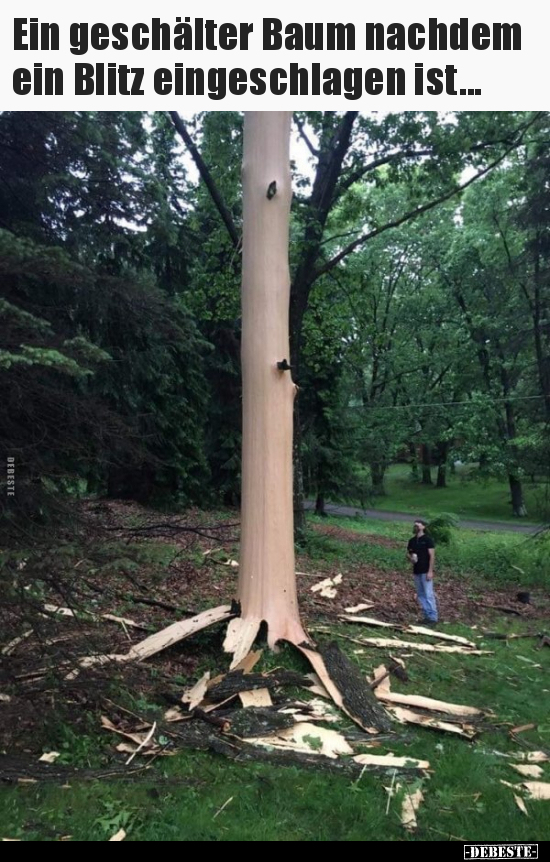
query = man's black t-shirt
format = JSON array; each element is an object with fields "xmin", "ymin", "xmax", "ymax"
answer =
[{"xmin": 407, "ymin": 534, "xmax": 435, "ymax": 575}]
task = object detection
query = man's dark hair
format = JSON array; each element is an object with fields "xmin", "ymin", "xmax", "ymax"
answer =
[{"xmin": 415, "ymin": 518, "xmax": 428, "ymax": 526}]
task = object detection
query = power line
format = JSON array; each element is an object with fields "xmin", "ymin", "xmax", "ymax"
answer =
[{"xmin": 345, "ymin": 395, "xmax": 544, "ymax": 411}]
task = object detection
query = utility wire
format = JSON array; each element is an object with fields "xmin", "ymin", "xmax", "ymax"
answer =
[{"xmin": 344, "ymin": 395, "xmax": 544, "ymax": 411}]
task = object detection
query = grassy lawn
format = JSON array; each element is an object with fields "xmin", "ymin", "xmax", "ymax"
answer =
[
  {"xmin": 358, "ymin": 464, "xmax": 549, "ymax": 524},
  {"xmin": 307, "ymin": 512, "xmax": 550, "ymax": 587},
  {"xmin": 1, "ymin": 507, "xmax": 549, "ymax": 842},
  {"xmin": 1, "ymin": 618, "xmax": 549, "ymax": 842}
]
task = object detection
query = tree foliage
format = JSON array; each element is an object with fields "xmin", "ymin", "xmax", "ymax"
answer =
[{"xmin": 1, "ymin": 110, "xmax": 548, "ymax": 531}]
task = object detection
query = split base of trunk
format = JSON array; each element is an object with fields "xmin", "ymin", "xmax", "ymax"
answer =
[{"xmin": 224, "ymin": 614, "xmax": 310, "ymax": 669}]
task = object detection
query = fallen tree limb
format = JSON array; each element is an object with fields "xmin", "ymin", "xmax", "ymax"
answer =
[
  {"xmin": 389, "ymin": 706, "xmax": 477, "ymax": 738},
  {"xmin": 338, "ymin": 616, "xmax": 476, "ymax": 647},
  {"xmin": 124, "ymin": 605, "xmax": 234, "ymax": 662},
  {"xmin": 82, "ymin": 578, "xmax": 198, "ymax": 617},
  {"xmin": 75, "ymin": 606, "xmax": 234, "ymax": 671},
  {"xmin": 478, "ymin": 604, "xmax": 523, "ymax": 617},
  {"xmin": 207, "ymin": 669, "xmax": 311, "ymax": 702},
  {"xmin": 313, "ymin": 642, "xmax": 393, "ymax": 733},
  {"xmin": 223, "ymin": 707, "xmax": 302, "ymax": 739},
  {"xmin": 192, "ymin": 708, "xmax": 231, "ymax": 734},
  {"xmin": 336, "ymin": 634, "xmax": 491, "ymax": 655},
  {"xmin": 375, "ymin": 690, "xmax": 484, "ymax": 718},
  {"xmin": 208, "ymin": 735, "xmax": 425, "ymax": 777}
]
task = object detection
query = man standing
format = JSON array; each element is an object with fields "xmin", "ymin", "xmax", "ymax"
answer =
[{"xmin": 407, "ymin": 519, "xmax": 438, "ymax": 625}]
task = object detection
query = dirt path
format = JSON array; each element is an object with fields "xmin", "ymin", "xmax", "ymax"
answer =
[{"xmin": 305, "ymin": 501, "xmax": 543, "ymax": 534}]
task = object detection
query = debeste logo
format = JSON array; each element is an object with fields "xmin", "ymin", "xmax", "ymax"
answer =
[
  {"xmin": 464, "ymin": 846, "xmax": 537, "ymax": 860},
  {"xmin": 7, "ymin": 457, "xmax": 15, "ymax": 496}
]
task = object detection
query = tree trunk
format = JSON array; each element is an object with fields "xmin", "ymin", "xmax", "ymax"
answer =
[
  {"xmin": 408, "ymin": 443, "xmax": 419, "ymax": 481},
  {"xmin": 500, "ymin": 377, "xmax": 527, "ymax": 518},
  {"xmin": 509, "ymin": 474, "xmax": 527, "ymax": 517},
  {"xmin": 370, "ymin": 461, "xmax": 386, "ymax": 495},
  {"xmin": 315, "ymin": 493, "xmax": 326, "ymax": 516},
  {"xmin": 293, "ymin": 398, "xmax": 307, "ymax": 538},
  {"xmin": 227, "ymin": 112, "xmax": 308, "ymax": 664},
  {"xmin": 421, "ymin": 446, "xmax": 433, "ymax": 485},
  {"xmin": 436, "ymin": 441, "xmax": 449, "ymax": 488}
]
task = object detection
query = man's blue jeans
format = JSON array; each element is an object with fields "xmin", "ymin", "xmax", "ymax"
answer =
[{"xmin": 414, "ymin": 573, "xmax": 438, "ymax": 622}]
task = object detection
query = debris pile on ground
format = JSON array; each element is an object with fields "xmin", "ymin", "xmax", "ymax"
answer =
[
  {"xmin": 2, "ymin": 499, "xmax": 549, "ymax": 838},
  {"xmin": 311, "ymin": 574, "xmax": 343, "ymax": 600},
  {"xmin": 99, "ymin": 644, "xmax": 435, "ymax": 783}
]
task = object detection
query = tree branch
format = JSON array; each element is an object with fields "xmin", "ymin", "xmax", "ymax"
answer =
[
  {"xmin": 335, "ymin": 148, "xmax": 434, "ymax": 198},
  {"xmin": 294, "ymin": 116, "xmax": 319, "ymax": 157},
  {"xmin": 313, "ymin": 129, "xmax": 535, "ymax": 283},
  {"xmin": 168, "ymin": 111, "xmax": 240, "ymax": 249}
]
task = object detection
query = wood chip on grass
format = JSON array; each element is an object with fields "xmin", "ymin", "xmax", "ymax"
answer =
[
  {"xmin": 101, "ymin": 716, "xmax": 156, "ymax": 750},
  {"xmin": 246, "ymin": 722, "xmax": 353, "ymax": 759},
  {"xmin": 353, "ymin": 754, "xmax": 430, "ymax": 773},
  {"xmin": 125, "ymin": 721, "xmax": 157, "ymax": 765},
  {"xmin": 370, "ymin": 664, "xmax": 393, "ymax": 696},
  {"xmin": 375, "ymin": 690, "xmax": 483, "ymax": 719},
  {"xmin": 405, "ymin": 626, "xmax": 476, "ymax": 647},
  {"xmin": 511, "ymin": 723, "xmax": 537, "ymax": 735},
  {"xmin": 346, "ymin": 636, "xmax": 491, "ymax": 655},
  {"xmin": 370, "ymin": 663, "xmax": 483, "ymax": 719},
  {"xmin": 514, "ymin": 795, "xmax": 529, "ymax": 815},
  {"xmin": 489, "ymin": 750, "xmax": 549, "ymax": 763},
  {"xmin": 239, "ymin": 688, "xmax": 273, "ymax": 708},
  {"xmin": 182, "ymin": 672, "xmax": 210, "ymax": 711},
  {"xmin": 514, "ymin": 751, "xmax": 549, "ymax": 763},
  {"xmin": 503, "ymin": 780, "xmax": 550, "ymax": 801},
  {"xmin": 401, "ymin": 786, "xmax": 424, "ymax": 832},
  {"xmin": 38, "ymin": 752, "xmax": 60, "ymax": 764},
  {"xmin": 389, "ymin": 706, "xmax": 477, "ymax": 738},
  {"xmin": 101, "ymin": 614, "xmax": 148, "ymax": 631},
  {"xmin": 511, "ymin": 764, "xmax": 544, "ymax": 779},
  {"xmin": 1, "ymin": 630, "xmax": 34, "ymax": 656},
  {"xmin": 344, "ymin": 602, "xmax": 375, "ymax": 614},
  {"xmin": 213, "ymin": 797, "xmax": 234, "ymax": 819},
  {"xmin": 522, "ymin": 782, "xmax": 550, "ymax": 800},
  {"xmin": 339, "ymin": 617, "xmax": 477, "ymax": 648},
  {"xmin": 339, "ymin": 615, "xmax": 394, "ymax": 629},
  {"xmin": 311, "ymin": 574, "xmax": 343, "ymax": 599}
]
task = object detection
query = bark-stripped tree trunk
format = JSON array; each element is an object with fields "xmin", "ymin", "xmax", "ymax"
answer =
[{"xmin": 224, "ymin": 112, "xmax": 309, "ymax": 666}]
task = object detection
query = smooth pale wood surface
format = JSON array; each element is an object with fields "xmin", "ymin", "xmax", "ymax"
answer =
[
  {"xmin": 401, "ymin": 787, "xmax": 424, "ymax": 831},
  {"xmin": 237, "ymin": 111, "xmax": 308, "ymax": 652},
  {"xmin": 389, "ymin": 706, "xmax": 477, "ymax": 738},
  {"xmin": 239, "ymin": 688, "xmax": 273, "ymax": 708},
  {"xmin": 377, "ymin": 690, "xmax": 482, "ymax": 717},
  {"xmin": 127, "ymin": 605, "xmax": 232, "ymax": 661},
  {"xmin": 354, "ymin": 753, "xmax": 430, "ymax": 770},
  {"xmin": 353, "ymin": 637, "xmax": 491, "ymax": 655}
]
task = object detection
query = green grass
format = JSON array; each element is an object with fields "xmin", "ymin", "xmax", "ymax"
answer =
[
  {"xmin": 355, "ymin": 463, "xmax": 549, "ymax": 524},
  {"xmin": 1, "ymin": 514, "xmax": 549, "ymax": 842},
  {"xmin": 307, "ymin": 512, "xmax": 550, "ymax": 587},
  {"xmin": 1, "ymin": 618, "xmax": 549, "ymax": 842}
]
